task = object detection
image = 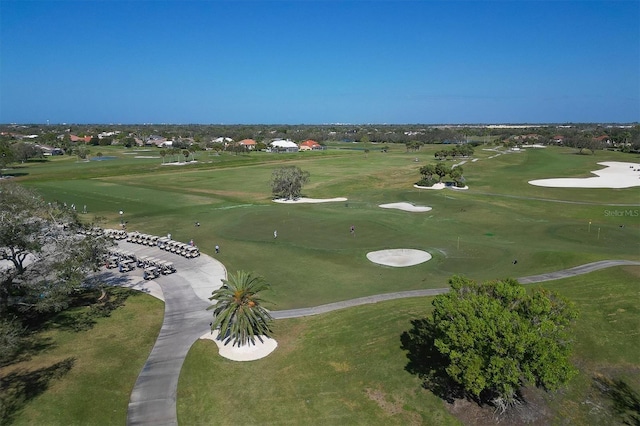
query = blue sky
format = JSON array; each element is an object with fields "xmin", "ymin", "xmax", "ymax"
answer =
[{"xmin": 1, "ymin": 0, "xmax": 638, "ymax": 124}]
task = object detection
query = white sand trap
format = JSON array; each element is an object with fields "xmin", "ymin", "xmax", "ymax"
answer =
[
  {"xmin": 367, "ymin": 249, "xmax": 432, "ymax": 267},
  {"xmin": 273, "ymin": 197, "xmax": 347, "ymax": 204},
  {"xmin": 529, "ymin": 161, "xmax": 640, "ymax": 189},
  {"xmin": 414, "ymin": 182, "xmax": 445, "ymax": 190},
  {"xmin": 161, "ymin": 161, "xmax": 199, "ymax": 166},
  {"xmin": 379, "ymin": 202, "xmax": 432, "ymax": 212},
  {"xmin": 201, "ymin": 330, "xmax": 277, "ymax": 361},
  {"xmin": 413, "ymin": 183, "xmax": 468, "ymax": 191}
]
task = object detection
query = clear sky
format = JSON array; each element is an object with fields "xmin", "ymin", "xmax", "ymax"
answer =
[{"xmin": 1, "ymin": 0, "xmax": 638, "ymax": 124}]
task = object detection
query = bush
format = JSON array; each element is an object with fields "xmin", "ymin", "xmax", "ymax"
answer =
[{"xmin": 416, "ymin": 177, "xmax": 437, "ymax": 187}]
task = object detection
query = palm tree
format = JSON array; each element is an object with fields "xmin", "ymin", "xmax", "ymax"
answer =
[{"xmin": 207, "ymin": 271, "xmax": 274, "ymax": 347}]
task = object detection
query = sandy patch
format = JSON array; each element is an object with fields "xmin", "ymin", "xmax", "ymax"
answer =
[
  {"xmin": 135, "ymin": 155, "xmax": 160, "ymax": 159},
  {"xmin": 273, "ymin": 197, "xmax": 347, "ymax": 203},
  {"xmin": 200, "ymin": 330, "xmax": 277, "ymax": 361},
  {"xmin": 379, "ymin": 202, "xmax": 432, "ymax": 212},
  {"xmin": 161, "ymin": 161, "xmax": 199, "ymax": 166},
  {"xmin": 414, "ymin": 182, "xmax": 445, "ymax": 190},
  {"xmin": 413, "ymin": 183, "xmax": 468, "ymax": 191},
  {"xmin": 529, "ymin": 161, "xmax": 640, "ymax": 189},
  {"xmin": 367, "ymin": 249, "xmax": 432, "ymax": 267}
]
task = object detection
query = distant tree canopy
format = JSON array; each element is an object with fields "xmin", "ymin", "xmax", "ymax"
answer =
[
  {"xmin": 271, "ymin": 166, "xmax": 310, "ymax": 200},
  {"xmin": 402, "ymin": 276, "xmax": 578, "ymax": 411},
  {"xmin": 417, "ymin": 163, "xmax": 465, "ymax": 187}
]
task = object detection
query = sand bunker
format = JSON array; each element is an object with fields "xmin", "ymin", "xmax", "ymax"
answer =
[
  {"xmin": 273, "ymin": 197, "xmax": 347, "ymax": 204},
  {"xmin": 414, "ymin": 182, "xmax": 445, "ymax": 190},
  {"xmin": 379, "ymin": 202, "xmax": 432, "ymax": 212},
  {"xmin": 413, "ymin": 183, "xmax": 468, "ymax": 190},
  {"xmin": 201, "ymin": 330, "xmax": 278, "ymax": 361},
  {"xmin": 367, "ymin": 249, "xmax": 432, "ymax": 267},
  {"xmin": 529, "ymin": 161, "xmax": 640, "ymax": 189}
]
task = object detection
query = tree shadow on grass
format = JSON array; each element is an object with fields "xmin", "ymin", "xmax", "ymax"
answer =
[
  {"xmin": 593, "ymin": 375, "xmax": 640, "ymax": 425},
  {"xmin": 400, "ymin": 318, "xmax": 467, "ymax": 403},
  {"xmin": 50, "ymin": 285, "xmax": 137, "ymax": 332},
  {"xmin": 0, "ymin": 357, "xmax": 75, "ymax": 426},
  {"xmin": 1, "ymin": 334, "xmax": 56, "ymax": 368}
]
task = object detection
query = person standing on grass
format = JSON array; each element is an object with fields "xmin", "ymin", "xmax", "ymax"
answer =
[
  {"xmin": 350, "ymin": 225, "xmax": 355, "ymax": 236},
  {"xmin": 274, "ymin": 230, "xmax": 278, "ymax": 239}
]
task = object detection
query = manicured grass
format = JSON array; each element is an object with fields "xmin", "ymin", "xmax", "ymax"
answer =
[
  {"xmin": 541, "ymin": 266, "xmax": 640, "ymax": 425},
  {"xmin": 0, "ymin": 289, "xmax": 163, "ymax": 426},
  {"xmin": 178, "ymin": 297, "xmax": 461, "ymax": 425},
  {"xmin": 177, "ymin": 266, "xmax": 640, "ymax": 425},
  {"xmin": 4, "ymin": 144, "xmax": 640, "ymax": 424},
  {"xmin": 20, "ymin": 146, "xmax": 640, "ymax": 309}
]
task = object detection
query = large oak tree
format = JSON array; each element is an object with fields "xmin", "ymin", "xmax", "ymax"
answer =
[{"xmin": 403, "ymin": 276, "xmax": 577, "ymax": 411}]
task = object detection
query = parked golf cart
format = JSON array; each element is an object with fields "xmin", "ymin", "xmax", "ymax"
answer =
[
  {"xmin": 158, "ymin": 261, "xmax": 176, "ymax": 274},
  {"xmin": 119, "ymin": 259, "xmax": 136, "ymax": 273},
  {"xmin": 143, "ymin": 266, "xmax": 160, "ymax": 280}
]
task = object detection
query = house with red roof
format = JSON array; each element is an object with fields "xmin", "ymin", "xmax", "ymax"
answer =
[
  {"xmin": 70, "ymin": 134, "xmax": 92, "ymax": 143},
  {"xmin": 299, "ymin": 139, "xmax": 323, "ymax": 151},
  {"xmin": 238, "ymin": 139, "xmax": 257, "ymax": 150}
]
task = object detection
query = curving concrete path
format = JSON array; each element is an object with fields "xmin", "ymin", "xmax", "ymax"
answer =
[{"xmin": 116, "ymin": 239, "xmax": 639, "ymax": 425}]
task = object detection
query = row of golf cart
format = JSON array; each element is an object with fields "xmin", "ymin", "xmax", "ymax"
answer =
[
  {"xmin": 105, "ymin": 249, "xmax": 137, "ymax": 273},
  {"xmin": 137, "ymin": 255, "xmax": 177, "ymax": 280},
  {"xmin": 104, "ymin": 249, "xmax": 177, "ymax": 279},
  {"xmin": 104, "ymin": 229, "xmax": 128, "ymax": 240},
  {"xmin": 126, "ymin": 232, "xmax": 158, "ymax": 246},
  {"xmin": 156, "ymin": 237, "xmax": 200, "ymax": 258},
  {"xmin": 125, "ymin": 231, "xmax": 200, "ymax": 258}
]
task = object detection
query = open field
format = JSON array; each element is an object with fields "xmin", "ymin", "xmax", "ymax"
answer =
[
  {"xmin": 177, "ymin": 266, "xmax": 640, "ymax": 425},
  {"xmin": 3, "ymin": 143, "xmax": 639, "ymax": 424},
  {"xmin": 16, "ymin": 144, "xmax": 640, "ymax": 309}
]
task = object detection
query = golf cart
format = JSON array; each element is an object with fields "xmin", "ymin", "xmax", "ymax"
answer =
[
  {"xmin": 119, "ymin": 259, "xmax": 136, "ymax": 273},
  {"xmin": 143, "ymin": 266, "xmax": 160, "ymax": 280}
]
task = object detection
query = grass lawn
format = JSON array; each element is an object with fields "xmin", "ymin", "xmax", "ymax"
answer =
[
  {"xmin": 177, "ymin": 266, "xmax": 640, "ymax": 425},
  {"xmin": 3, "ymin": 143, "xmax": 639, "ymax": 424},
  {"xmin": 18, "ymin": 145, "xmax": 640, "ymax": 309},
  {"xmin": 0, "ymin": 289, "xmax": 163, "ymax": 426}
]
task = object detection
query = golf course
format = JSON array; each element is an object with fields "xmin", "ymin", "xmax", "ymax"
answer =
[{"xmin": 2, "ymin": 142, "xmax": 639, "ymax": 425}]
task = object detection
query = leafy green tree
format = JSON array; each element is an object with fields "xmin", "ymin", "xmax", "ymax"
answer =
[
  {"xmin": 0, "ymin": 141, "xmax": 16, "ymax": 175},
  {"xmin": 207, "ymin": 271, "xmax": 274, "ymax": 347},
  {"xmin": 434, "ymin": 162, "xmax": 450, "ymax": 182},
  {"xmin": 271, "ymin": 165, "xmax": 310, "ymax": 200},
  {"xmin": 0, "ymin": 182, "xmax": 111, "ymax": 317},
  {"xmin": 449, "ymin": 166, "xmax": 464, "ymax": 187},
  {"xmin": 406, "ymin": 276, "xmax": 577, "ymax": 411}
]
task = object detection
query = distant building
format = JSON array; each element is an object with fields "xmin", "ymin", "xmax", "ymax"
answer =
[
  {"xmin": 270, "ymin": 139, "xmax": 299, "ymax": 153},
  {"xmin": 70, "ymin": 134, "xmax": 92, "ymax": 143},
  {"xmin": 299, "ymin": 140, "xmax": 323, "ymax": 151},
  {"xmin": 238, "ymin": 139, "xmax": 257, "ymax": 150}
]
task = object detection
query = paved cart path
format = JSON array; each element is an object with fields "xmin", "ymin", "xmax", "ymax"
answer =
[{"xmin": 117, "ymin": 240, "xmax": 639, "ymax": 425}]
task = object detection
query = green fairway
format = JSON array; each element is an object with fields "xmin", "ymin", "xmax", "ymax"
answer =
[
  {"xmin": 4, "ymin": 143, "xmax": 640, "ymax": 424},
  {"xmin": 18, "ymin": 145, "xmax": 640, "ymax": 309},
  {"xmin": 177, "ymin": 266, "xmax": 640, "ymax": 425}
]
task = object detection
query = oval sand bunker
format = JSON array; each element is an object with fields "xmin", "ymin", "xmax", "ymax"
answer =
[{"xmin": 367, "ymin": 249, "xmax": 432, "ymax": 267}]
